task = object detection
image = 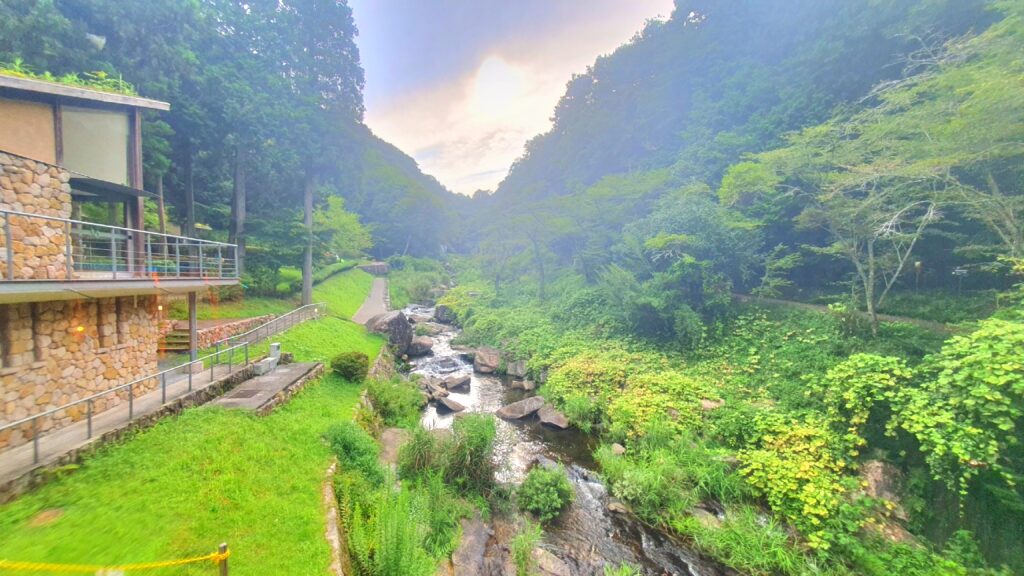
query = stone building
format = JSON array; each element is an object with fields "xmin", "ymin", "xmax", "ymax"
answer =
[{"xmin": 0, "ymin": 75, "xmax": 239, "ymax": 451}]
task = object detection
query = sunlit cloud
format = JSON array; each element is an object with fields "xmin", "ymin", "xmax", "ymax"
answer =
[{"xmin": 357, "ymin": 2, "xmax": 673, "ymax": 195}]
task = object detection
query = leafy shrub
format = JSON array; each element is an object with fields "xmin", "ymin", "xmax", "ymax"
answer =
[
  {"xmin": 444, "ymin": 414, "xmax": 497, "ymax": 496},
  {"xmin": 511, "ymin": 521, "xmax": 542, "ymax": 576},
  {"xmin": 345, "ymin": 483, "xmax": 435, "ymax": 576},
  {"xmin": 366, "ymin": 378, "xmax": 424, "ymax": 428},
  {"xmin": 325, "ymin": 421, "xmax": 383, "ymax": 484},
  {"xmin": 331, "ymin": 351, "xmax": 370, "ymax": 382},
  {"xmin": 397, "ymin": 427, "xmax": 441, "ymax": 479},
  {"xmin": 738, "ymin": 414, "xmax": 853, "ymax": 550},
  {"xmin": 603, "ymin": 564, "xmax": 642, "ymax": 576},
  {"xmin": 517, "ymin": 465, "xmax": 574, "ymax": 524}
]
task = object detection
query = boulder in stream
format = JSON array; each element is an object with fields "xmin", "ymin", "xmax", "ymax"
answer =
[
  {"xmin": 538, "ymin": 405, "xmax": 570, "ymax": 429},
  {"xmin": 426, "ymin": 381, "xmax": 449, "ymax": 400},
  {"xmin": 506, "ymin": 359, "xmax": 528, "ymax": 378},
  {"xmin": 366, "ymin": 311, "xmax": 413, "ymax": 355},
  {"xmin": 510, "ymin": 379, "xmax": 536, "ymax": 391},
  {"xmin": 496, "ymin": 396, "xmax": 545, "ymax": 420},
  {"xmin": 434, "ymin": 304, "xmax": 456, "ymax": 324},
  {"xmin": 444, "ymin": 373, "xmax": 471, "ymax": 391},
  {"xmin": 409, "ymin": 335, "xmax": 434, "ymax": 356},
  {"xmin": 438, "ymin": 397, "xmax": 466, "ymax": 413},
  {"xmin": 474, "ymin": 347, "xmax": 501, "ymax": 373}
]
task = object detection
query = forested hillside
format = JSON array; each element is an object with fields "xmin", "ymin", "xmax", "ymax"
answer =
[
  {"xmin": 0, "ymin": 0, "xmax": 462, "ymax": 283},
  {"xmin": 449, "ymin": 0, "xmax": 1024, "ymax": 573}
]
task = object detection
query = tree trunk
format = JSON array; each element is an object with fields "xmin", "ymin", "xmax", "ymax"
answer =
[
  {"xmin": 230, "ymin": 142, "xmax": 247, "ymax": 275},
  {"xmin": 866, "ymin": 240, "xmax": 878, "ymax": 336},
  {"xmin": 302, "ymin": 173, "xmax": 314, "ymax": 306},
  {"xmin": 184, "ymin": 147, "xmax": 195, "ymax": 237},
  {"xmin": 156, "ymin": 174, "xmax": 167, "ymax": 259}
]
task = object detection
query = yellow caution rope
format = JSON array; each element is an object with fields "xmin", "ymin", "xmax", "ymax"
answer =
[{"xmin": 0, "ymin": 548, "xmax": 229, "ymax": 573}]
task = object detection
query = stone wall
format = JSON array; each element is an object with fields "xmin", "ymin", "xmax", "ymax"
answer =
[
  {"xmin": 0, "ymin": 152, "xmax": 73, "ymax": 280},
  {"xmin": 184, "ymin": 314, "xmax": 275, "ymax": 349},
  {"xmin": 0, "ymin": 295, "xmax": 160, "ymax": 450}
]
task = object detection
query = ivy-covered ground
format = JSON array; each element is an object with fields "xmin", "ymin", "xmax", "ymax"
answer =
[
  {"xmin": 0, "ymin": 271, "xmax": 384, "ymax": 573},
  {"xmin": 438, "ymin": 268, "xmax": 1024, "ymax": 575}
]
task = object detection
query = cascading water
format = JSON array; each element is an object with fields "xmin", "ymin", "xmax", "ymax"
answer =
[{"xmin": 405, "ymin": 305, "xmax": 734, "ymax": 576}]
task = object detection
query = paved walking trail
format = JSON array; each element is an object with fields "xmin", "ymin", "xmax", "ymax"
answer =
[
  {"xmin": 353, "ymin": 277, "xmax": 389, "ymax": 325},
  {"xmin": 0, "ymin": 364, "xmax": 244, "ymax": 486}
]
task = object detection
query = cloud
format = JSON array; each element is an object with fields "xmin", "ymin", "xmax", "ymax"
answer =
[{"xmin": 361, "ymin": 2, "xmax": 673, "ymax": 195}]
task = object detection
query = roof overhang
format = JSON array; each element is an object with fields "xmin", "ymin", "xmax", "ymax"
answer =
[
  {"xmin": 70, "ymin": 176, "xmax": 157, "ymax": 202},
  {"xmin": 0, "ymin": 278, "xmax": 239, "ymax": 304},
  {"xmin": 0, "ymin": 74, "xmax": 170, "ymax": 111}
]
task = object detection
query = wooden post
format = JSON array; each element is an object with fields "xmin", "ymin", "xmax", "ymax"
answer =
[{"xmin": 218, "ymin": 543, "xmax": 229, "ymax": 576}]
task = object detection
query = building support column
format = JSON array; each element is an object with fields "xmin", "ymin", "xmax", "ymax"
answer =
[{"xmin": 188, "ymin": 291, "xmax": 198, "ymax": 362}]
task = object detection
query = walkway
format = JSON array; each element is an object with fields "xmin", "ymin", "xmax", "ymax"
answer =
[
  {"xmin": 0, "ymin": 363, "xmax": 246, "ymax": 487},
  {"xmin": 352, "ymin": 277, "xmax": 389, "ymax": 325},
  {"xmin": 213, "ymin": 362, "xmax": 320, "ymax": 412}
]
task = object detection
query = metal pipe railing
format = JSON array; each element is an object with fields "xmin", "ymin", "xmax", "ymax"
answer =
[
  {"xmin": 0, "ymin": 209, "xmax": 238, "ymax": 281},
  {"xmin": 0, "ymin": 341, "xmax": 251, "ymax": 464},
  {"xmin": 211, "ymin": 302, "xmax": 327, "ymax": 350}
]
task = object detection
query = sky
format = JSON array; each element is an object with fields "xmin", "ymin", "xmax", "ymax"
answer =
[{"xmin": 347, "ymin": 0, "xmax": 675, "ymax": 195}]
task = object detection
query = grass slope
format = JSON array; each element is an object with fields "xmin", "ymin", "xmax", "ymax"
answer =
[{"xmin": 0, "ymin": 270, "xmax": 384, "ymax": 573}]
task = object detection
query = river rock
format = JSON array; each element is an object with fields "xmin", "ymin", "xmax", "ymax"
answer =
[
  {"xmin": 506, "ymin": 359, "xmax": 528, "ymax": 378},
  {"xmin": 409, "ymin": 335, "xmax": 434, "ymax": 356},
  {"xmin": 510, "ymin": 379, "xmax": 536, "ymax": 391},
  {"xmin": 610, "ymin": 443, "xmax": 626, "ymax": 456},
  {"xmin": 418, "ymin": 322, "xmax": 447, "ymax": 335},
  {"xmin": 444, "ymin": 373, "xmax": 471, "ymax": 391},
  {"xmin": 690, "ymin": 507, "xmax": 722, "ymax": 529},
  {"xmin": 366, "ymin": 311, "xmax": 413, "ymax": 355},
  {"xmin": 427, "ymin": 381, "xmax": 449, "ymax": 400},
  {"xmin": 474, "ymin": 347, "xmax": 501, "ymax": 373},
  {"xmin": 445, "ymin": 512, "xmax": 491, "ymax": 576},
  {"xmin": 532, "ymin": 548, "xmax": 571, "ymax": 576},
  {"xmin": 451, "ymin": 345, "xmax": 476, "ymax": 361},
  {"xmin": 496, "ymin": 396, "xmax": 545, "ymax": 420},
  {"xmin": 438, "ymin": 397, "xmax": 466, "ymax": 413},
  {"xmin": 434, "ymin": 304, "xmax": 456, "ymax": 324},
  {"xmin": 607, "ymin": 500, "xmax": 630, "ymax": 515},
  {"xmin": 537, "ymin": 405, "xmax": 570, "ymax": 429},
  {"xmin": 700, "ymin": 398, "xmax": 725, "ymax": 411},
  {"xmin": 860, "ymin": 459, "xmax": 907, "ymax": 520}
]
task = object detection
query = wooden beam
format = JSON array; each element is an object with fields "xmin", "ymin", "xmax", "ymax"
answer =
[{"xmin": 0, "ymin": 74, "xmax": 170, "ymax": 111}]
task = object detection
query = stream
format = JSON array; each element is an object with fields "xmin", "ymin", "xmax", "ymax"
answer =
[{"xmin": 405, "ymin": 305, "xmax": 734, "ymax": 576}]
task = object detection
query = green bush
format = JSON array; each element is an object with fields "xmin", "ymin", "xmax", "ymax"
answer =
[
  {"xmin": 366, "ymin": 378, "xmax": 425, "ymax": 428},
  {"xmin": 331, "ymin": 351, "xmax": 370, "ymax": 382},
  {"xmin": 444, "ymin": 414, "xmax": 497, "ymax": 496},
  {"xmin": 325, "ymin": 421, "xmax": 383, "ymax": 483},
  {"xmin": 517, "ymin": 465, "xmax": 574, "ymax": 524},
  {"xmin": 511, "ymin": 521, "xmax": 542, "ymax": 576}
]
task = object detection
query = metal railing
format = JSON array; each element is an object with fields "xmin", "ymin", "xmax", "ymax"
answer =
[
  {"xmin": 0, "ymin": 209, "xmax": 238, "ymax": 281},
  {"xmin": 211, "ymin": 302, "xmax": 327, "ymax": 350},
  {"xmin": 0, "ymin": 341, "xmax": 252, "ymax": 465}
]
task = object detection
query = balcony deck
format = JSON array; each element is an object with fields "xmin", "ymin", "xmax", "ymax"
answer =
[{"xmin": 0, "ymin": 209, "xmax": 238, "ymax": 303}]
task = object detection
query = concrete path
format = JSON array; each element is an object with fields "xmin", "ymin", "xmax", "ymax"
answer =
[
  {"xmin": 212, "ymin": 362, "xmax": 320, "ymax": 412},
  {"xmin": 353, "ymin": 277, "xmax": 389, "ymax": 325},
  {"xmin": 0, "ymin": 363, "xmax": 246, "ymax": 486}
]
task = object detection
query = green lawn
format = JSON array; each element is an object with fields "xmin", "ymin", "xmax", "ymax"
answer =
[{"xmin": 0, "ymin": 269, "xmax": 384, "ymax": 574}]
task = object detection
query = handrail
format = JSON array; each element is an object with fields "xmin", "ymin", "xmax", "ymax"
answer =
[
  {"xmin": 211, "ymin": 302, "xmax": 327, "ymax": 349},
  {"xmin": 0, "ymin": 341, "xmax": 252, "ymax": 464},
  {"xmin": 0, "ymin": 208, "xmax": 238, "ymax": 281},
  {"xmin": 0, "ymin": 209, "xmax": 236, "ymax": 247}
]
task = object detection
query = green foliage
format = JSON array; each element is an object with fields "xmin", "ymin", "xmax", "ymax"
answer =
[
  {"xmin": 511, "ymin": 521, "xmax": 542, "ymax": 576},
  {"xmin": 331, "ymin": 351, "xmax": 370, "ymax": 383},
  {"xmin": 388, "ymin": 256, "xmax": 447, "ymax": 308},
  {"xmin": 314, "ymin": 196, "xmax": 373, "ymax": 259},
  {"xmin": 397, "ymin": 414, "xmax": 498, "ymax": 498},
  {"xmin": 810, "ymin": 354, "xmax": 913, "ymax": 451},
  {"xmin": 344, "ymin": 482, "xmax": 436, "ymax": 576},
  {"xmin": 517, "ymin": 466, "xmax": 574, "ymax": 524},
  {"xmin": 603, "ymin": 563, "xmax": 642, "ymax": 576},
  {"xmin": 365, "ymin": 378, "xmax": 424, "ymax": 429},
  {"xmin": 895, "ymin": 315, "xmax": 1024, "ymax": 495},
  {"xmin": 326, "ymin": 421, "xmax": 383, "ymax": 484},
  {"xmin": 739, "ymin": 414, "xmax": 854, "ymax": 551},
  {"xmin": 0, "ymin": 60, "xmax": 136, "ymax": 94}
]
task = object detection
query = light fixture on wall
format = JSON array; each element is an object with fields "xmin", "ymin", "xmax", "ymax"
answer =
[{"xmin": 75, "ymin": 325, "xmax": 85, "ymax": 333}]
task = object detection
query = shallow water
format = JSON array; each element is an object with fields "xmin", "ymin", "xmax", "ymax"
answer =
[{"xmin": 406, "ymin": 305, "xmax": 732, "ymax": 576}]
